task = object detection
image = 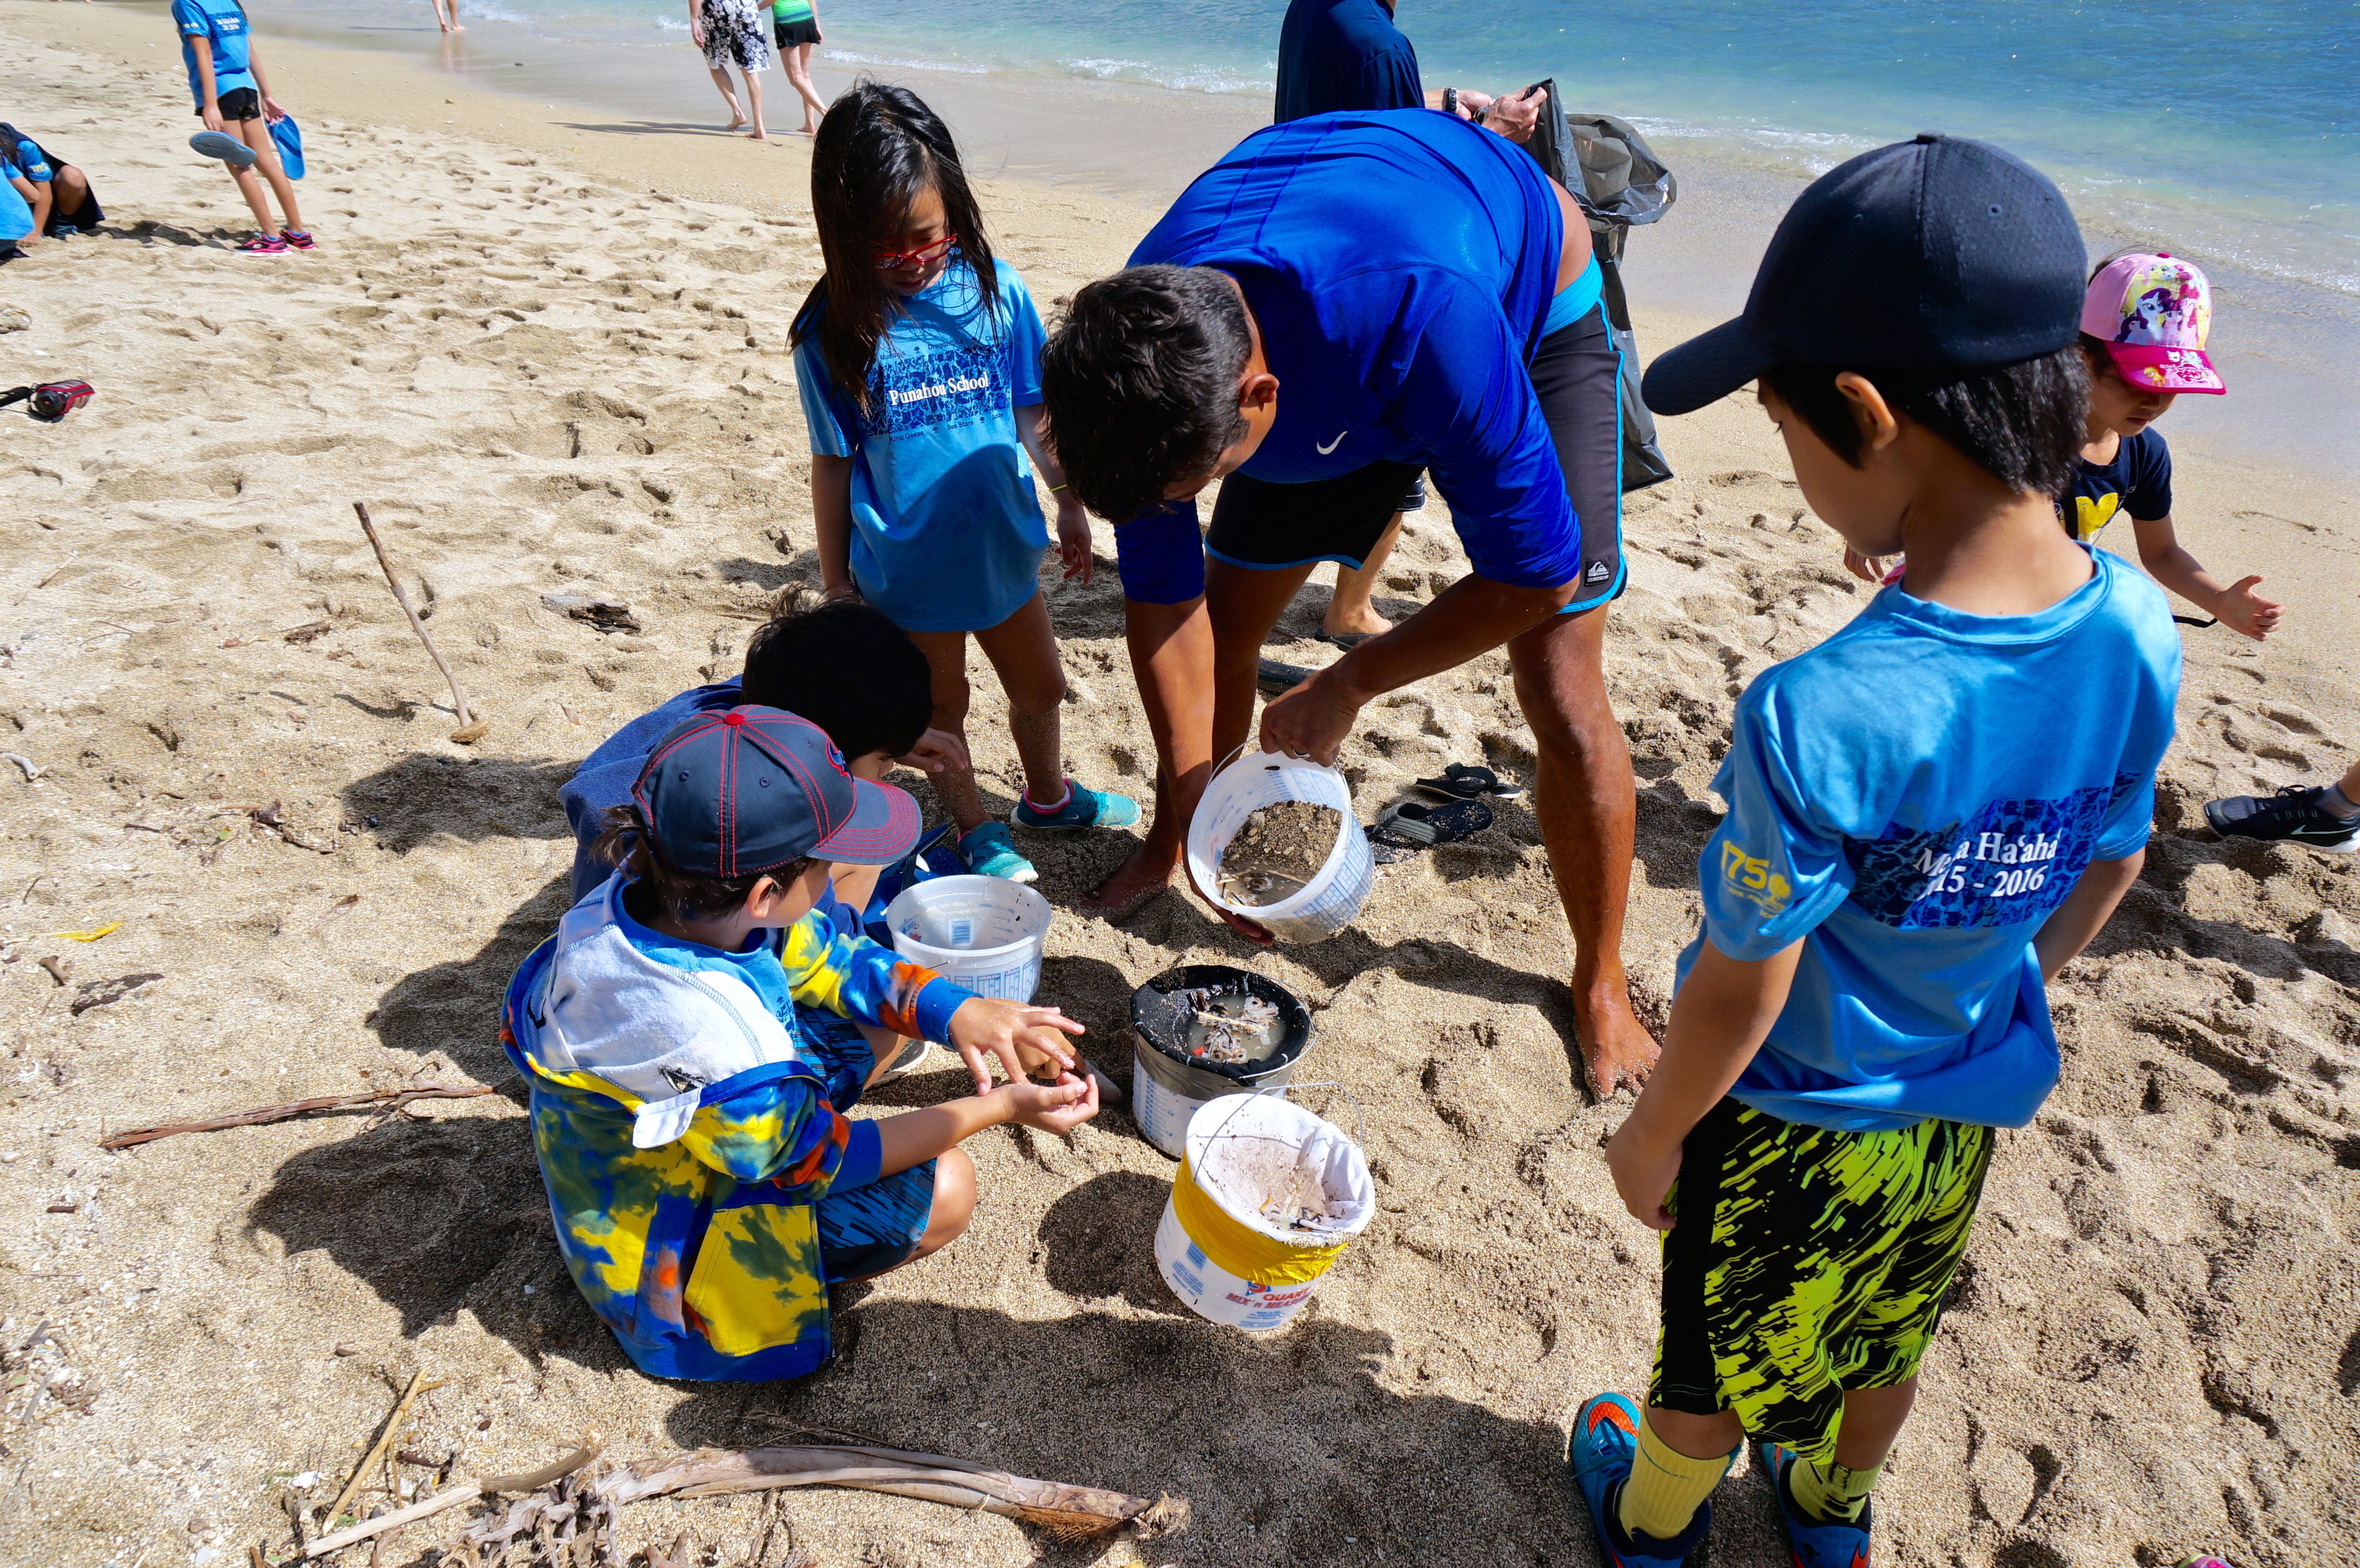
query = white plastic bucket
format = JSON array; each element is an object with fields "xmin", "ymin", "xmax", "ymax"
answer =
[
  {"xmin": 1184, "ymin": 751, "xmax": 1374, "ymax": 944},
  {"xmin": 883, "ymin": 875, "xmax": 1051, "ymax": 1002},
  {"xmin": 1155, "ymin": 1092, "xmax": 1375, "ymax": 1332}
]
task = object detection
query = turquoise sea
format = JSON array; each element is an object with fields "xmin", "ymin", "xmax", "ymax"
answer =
[{"xmin": 325, "ymin": 0, "xmax": 2354, "ymax": 297}]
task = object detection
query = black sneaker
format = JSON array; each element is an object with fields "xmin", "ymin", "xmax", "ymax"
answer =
[{"xmin": 2203, "ymin": 785, "xmax": 2360, "ymax": 852}]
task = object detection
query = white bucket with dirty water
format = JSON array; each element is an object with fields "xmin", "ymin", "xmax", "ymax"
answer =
[
  {"xmin": 1155, "ymin": 1090, "xmax": 1374, "ymax": 1332},
  {"xmin": 884, "ymin": 874, "xmax": 1051, "ymax": 1002},
  {"xmin": 1128, "ymin": 965, "xmax": 1313, "ymax": 1159},
  {"xmin": 1185, "ymin": 750, "xmax": 1375, "ymax": 944}
]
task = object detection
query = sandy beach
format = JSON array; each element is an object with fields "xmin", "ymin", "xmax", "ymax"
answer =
[{"xmin": 0, "ymin": 5, "xmax": 2355, "ymax": 1567}]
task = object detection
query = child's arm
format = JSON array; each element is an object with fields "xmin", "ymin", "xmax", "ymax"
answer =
[
  {"xmin": 2032, "ymin": 850, "xmax": 2143, "ymax": 981},
  {"xmin": 2130, "ymin": 514, "xmax": 2281, "ymax": 641},
  {"xmin": 873, "ymin": 1073, "xmax": 1099, "ymax": 1177},
  {"xmin": 811, "ymin": 453, "xmax": 859, "ymax": 602},
  {"xmin": 1603, "ymin": 939, "xmax": 1804, "ymax": 1230},
  {"xmin": 249, "ymin": 37, "xmax": 285, "ymax": 121},
  {"xmin": 189, "ymin": 35, "xmax": 226, "ymax": 133},
  {"xmin": 1015, "ymin": 403, "xmax": 1092, "ymax": 584},
  {"xmin": 8, "ymin": 175, "xmax": 40, "ymax": 245}
]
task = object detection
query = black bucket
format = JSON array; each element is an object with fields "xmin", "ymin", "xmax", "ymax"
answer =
[{"xmin": 1128, "ymin": 965, "xmax": 1313, "ymax": 1158}]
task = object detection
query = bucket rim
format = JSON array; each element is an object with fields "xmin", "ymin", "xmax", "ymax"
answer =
[
  {"xmin": 1185, "ymin": 750, "xmax": 1364, "ymax": 924},
  {"xmin": 1130, "ymin": 964, "xmax": 1313, "ymax": 1081},
  {"xmin": 882, "ymin": 873, "xmax": 1052, "ymax": 964},
  {"xmin": 1180, "ymin": 1090, "xmax": 1376, "ymax": 1245}
]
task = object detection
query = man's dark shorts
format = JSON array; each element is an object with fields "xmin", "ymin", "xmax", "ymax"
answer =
[
  {"xmin": 206, "ymin": 87, "xmax": 263, "ymax": 122},
  {"xmin": 1114, "ymin": 300, "xmax": 1625, "ymax": 613}
]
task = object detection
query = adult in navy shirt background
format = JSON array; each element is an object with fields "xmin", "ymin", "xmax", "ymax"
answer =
[
  {"xmin": 1040, "ymin": 110, "xmax": 1658, "ymax": 1096},
  {"xmin": 1270, "ymin": 0, "xmax": 1546, "ymax": 647}
]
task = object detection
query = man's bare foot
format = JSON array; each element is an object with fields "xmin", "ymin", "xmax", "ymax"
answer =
[
  {"xmin": 1574, "ymin": 983, "xmax": 1659, "ymax": 1100},
  {"xmin": 1321, "ymin": 603, "xmax": 1393, "ymax": 639},
  {"xmin": 1080, "ymin": 844, "xmax": 1176, "ymax": 923}
]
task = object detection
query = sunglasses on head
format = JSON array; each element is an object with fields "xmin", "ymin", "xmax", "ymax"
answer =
[{"xmin": 873, "ymin": 232, "xmax": 956, "ymax": 271}]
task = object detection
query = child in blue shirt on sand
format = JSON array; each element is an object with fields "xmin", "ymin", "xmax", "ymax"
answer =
[
  {"xmin": 792, "ymin": 83, "xmax": 1137, "ymax": 886},
  {"xmin": 1568, "ymin": 136, "xmax": 2180, "ymax": 1568},
  {"xmin": 503, "ymin": 707, "xmax": 1098, "ymax": 1380},
  {"xmin": 171, "ymin": 0, "xmax": 311, "ymax": 254}
]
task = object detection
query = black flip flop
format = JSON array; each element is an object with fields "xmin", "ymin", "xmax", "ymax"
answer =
[
  {"xmin": 1313, "ymin": 631, "xmax": 1372, "ymax": 652},
  {"xmin": 1368, "ymin": 798, "xmax": 1492, "ymax": 853},
  {"xmin": 1257, "ymin": 657, "xmax": 1313, "ymax": 697},
  {"xmin": 1412, "ymin": 763, "xmax": 1525, "ymax": 802}
]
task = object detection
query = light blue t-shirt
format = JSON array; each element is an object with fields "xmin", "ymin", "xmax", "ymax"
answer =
[
  {"xmin": 171, "ymin": 0, "xmax": 258, "ymax": 109},
  {"xmin": 0, "ymin": 160, "xmax": 31, "ymax": 245},
  {"xmin": 794, "ymin": 257, "xmax": 1052, "ymax": 634},
  {"xmin": 1683, "ymin": 548, "xmax": 2181, "ymax": 1132}
]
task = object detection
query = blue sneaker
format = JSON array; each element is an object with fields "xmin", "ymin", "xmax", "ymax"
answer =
[
  {"xmin": 959, "ymin": 822, "xmax": 1037, "ymax": 884},
  {"xmin": 1010, "ymin": 779, "xmax": 1141, "ymax": 831},
  {"xmin": 1758, "ymin": 1442, "xmax": 1872, "ymax": 1568},
  {"xmin": 1567, "ymin": 1394, "xmax": 1711, "ymax": 1567}
]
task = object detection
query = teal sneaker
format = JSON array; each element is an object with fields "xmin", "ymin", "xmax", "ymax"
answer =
[
  {"xmin": 959, "ymin": 822, "xmax": 1038, "ymax": 884},
  {"xmin": 1759, "ymin": 1442, "xmax": 1872, "ymax": 1568},
  {"xmin": 1010, "ymin": 779, "xmax": 1141, "ymax": 831},
  {"xmin": 1567, "ymin": 1394, "xmax": 1712, "ymax": 1567}
]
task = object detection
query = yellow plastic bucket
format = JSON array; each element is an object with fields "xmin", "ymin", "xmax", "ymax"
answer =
[{"xmin": 1155, "ymin": 1091, "xmax": 1374, "ymax": 1331}]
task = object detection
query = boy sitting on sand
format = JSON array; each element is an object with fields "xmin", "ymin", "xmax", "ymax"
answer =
[
  {"xmin": 502, "ymin": 706, "xmax": 1098, "ymax": 1381},
  {"xmin": 1568, "ymin": 135, "xmax": 2179, "ymax": 1568}
]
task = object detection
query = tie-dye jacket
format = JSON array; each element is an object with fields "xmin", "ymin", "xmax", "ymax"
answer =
[{"xmin": 500, "ymin": 873, "xmax": 967, "ymax": 1381}]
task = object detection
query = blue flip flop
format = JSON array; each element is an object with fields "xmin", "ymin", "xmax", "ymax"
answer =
[{"xmin": 189, "ymin": 131, "xmax": 257, "ymax": 169}]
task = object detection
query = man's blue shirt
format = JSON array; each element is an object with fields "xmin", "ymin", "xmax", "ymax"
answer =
[
  {"xmin": 1130, "ymin": 110, "xmax": 1579, "ymax": 589},
  {"xmin": 1684, "ymin": 549, "xmax": 2181, "ymax": 1131},
  {"xmin": 1275, "ymin": 0, "xmax": 1422, "ymax": 122}
]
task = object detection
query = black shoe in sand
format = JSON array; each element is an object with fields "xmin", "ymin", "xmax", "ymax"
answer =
[{"xmin": 2203, "ymin": 785, "xmax": 2360, "ymax": 852}]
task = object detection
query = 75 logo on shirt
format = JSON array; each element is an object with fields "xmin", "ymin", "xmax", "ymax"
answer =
[{"xmin": 1719, "ymin": 842, "xmax": 1792, "ymax": 918}]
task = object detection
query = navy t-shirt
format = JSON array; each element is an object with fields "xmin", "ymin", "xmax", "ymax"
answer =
[
  {"xmin": 1275, "ymin": 0, "xmax": 1422, "ymax": 122},
  {"xmin": 2064, "ymin": 428, "xmax": 2173, "ymax": 542},
  {"xmin": 1130, "ymin": 110, "xmax": 1579, "ymax": 589}
]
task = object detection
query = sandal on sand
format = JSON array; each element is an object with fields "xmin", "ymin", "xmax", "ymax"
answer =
[
  {"xmin": 1369, "ymin": 798, "xmax": 1492, "ymax": 854},
  {"xmin": 1413, "ymin": 762, "xmax": 1525, "ymax": 802},
  {"xmin": 189, "ymin": 131, "xmax": 258, "ymax": 168},
  {"xmin": 1314, "ymin": 630, "xmax": 1372, "ymax": 651},
  {"xmin": 1257, "ymin": 656, "xmax": 1313, "ymax": 698}
]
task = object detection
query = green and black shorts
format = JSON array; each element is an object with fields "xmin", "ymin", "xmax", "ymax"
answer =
[{"xmin": 1648, "ymin": 1097, "xmax": 1995, "ymax": 1463}]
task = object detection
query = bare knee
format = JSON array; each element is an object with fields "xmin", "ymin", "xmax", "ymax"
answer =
[
  {"xmin": 913, "ymin": 1147, "xmax": 976, "ymax": 1258},
  {"xmin": 931, "ymin": 674, "xmax": 972, "ymax": 733}
]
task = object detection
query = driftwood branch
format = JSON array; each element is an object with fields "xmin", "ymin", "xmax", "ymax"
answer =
[
  {"xmin": 301, "ymin": 1442, "xmax": 602, "ymax": 1559},
  {"xmin": 352, "ymin": 501, "xmax": 483, "ymax": 740},
  {"xmin": 98, "ymin": 1085, "xmax": 492, "ymax": 1151},
  {"xmin": 324, "ymin": 1371, "xmax": 448, "ymax": 1529}
]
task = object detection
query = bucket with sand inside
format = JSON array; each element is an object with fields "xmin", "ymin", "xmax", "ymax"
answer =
[
  {"xmin": 1128, "ymin": 965, "xmax": 1312, "ymax": 1159},
  {"xmin": 1187, "ymin": 750, "xmax": 1374, "ymax": 943},
  {"xmin": 1155, "ymin": 1090, "xmax": 1375, "ymax": 1331}
]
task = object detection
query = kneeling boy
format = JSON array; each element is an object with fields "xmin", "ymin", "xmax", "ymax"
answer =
[
  {"xmin": 1569, "ymin": 135, "xmax": 2180, "ymax": 1566},
  {"xmin": 503, "ymin": 707, "xmax": 1098, "ymax": 1381}
]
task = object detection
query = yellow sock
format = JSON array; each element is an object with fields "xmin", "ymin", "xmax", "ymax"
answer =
[
  {"xmin": 1618, "ymin": 1420, "xmax": 1734, "ymax": 1542},
  {"xmin": 1785, "ymin": 1454, "xmax": 1883, "ymax": 1524}
]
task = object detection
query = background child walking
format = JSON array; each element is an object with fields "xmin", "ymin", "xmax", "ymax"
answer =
[
  {"xmin": 1572, "ymin": 136, "xmax": 2181, "ymax": 1568},
  {"xmin": 792, "ymin": 82, "xmax": 1136, "ymax": 885},
  {"xmin": 171, "ymin": 0, "xmax": 309, "ymax": 254}
]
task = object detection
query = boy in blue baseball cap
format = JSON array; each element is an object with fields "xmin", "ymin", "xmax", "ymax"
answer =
[
  {"xmin": 1565, "ymin": 135, "xmax": 2181, "ymax": 1567},
  {"xmin": 502, "ymin": 705, "xmax": 1098, "ymax": 1382}
]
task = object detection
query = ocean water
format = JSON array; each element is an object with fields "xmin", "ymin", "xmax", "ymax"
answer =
[{"xmin": 359, "ymin": 0, "xmax": 2355, "ymax": 297}]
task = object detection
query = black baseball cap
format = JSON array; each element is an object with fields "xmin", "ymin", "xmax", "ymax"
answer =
[
  {"xmin": 632, "ymin": 706, "xmax": 920, "ymax": 877},
  {"xmin": 1643, "ymin": 134, "xmax": 2086, "ymax": 417}
]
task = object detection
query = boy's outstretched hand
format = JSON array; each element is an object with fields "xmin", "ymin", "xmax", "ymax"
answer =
[
  {"xmin": 1000, "ymin": 1070, "xmax": 1100, "ymax": 1135},
  {"xmin": 946, "ymin": 997, "xmax": 1082, "ymax": 1094},
  {"xmin": 2216, "ymin": 574, "xmax": 2282, "ymax": 641}
]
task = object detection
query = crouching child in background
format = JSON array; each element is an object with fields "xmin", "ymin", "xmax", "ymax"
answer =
[
  {"xmin": 1568, "ymin": 135, "xmax": 2180, "ymax": 1568},
  {"xmin": 503, "ymin": 706, "xmax": 1099, "ymax": 1381}
]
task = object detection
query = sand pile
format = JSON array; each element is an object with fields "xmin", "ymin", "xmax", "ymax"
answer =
[{"xmin": 0, "ymin": 17, "xmax": 2352, "ymax": 1568}]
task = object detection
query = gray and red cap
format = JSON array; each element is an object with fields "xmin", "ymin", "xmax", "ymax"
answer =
[{"xmin": 632, "ymin": 706, "xmax": 919, "ymax": 875}]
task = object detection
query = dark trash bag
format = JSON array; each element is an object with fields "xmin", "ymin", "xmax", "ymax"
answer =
[{"xmin": 1518, "ymin": 85, "xmax": 1677, "ymax": 492}]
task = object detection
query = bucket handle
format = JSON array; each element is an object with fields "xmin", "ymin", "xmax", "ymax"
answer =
[{"xmin": 1203, "ymin": 1077, "xmax": 1365, "ymax": 1152}]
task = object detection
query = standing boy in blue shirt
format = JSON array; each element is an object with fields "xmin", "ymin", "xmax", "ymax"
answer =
[
  {"xmin": 171, "ymin": 0, "xmax": 311, "ymax": 254},
  {"xmin": 1565, "ymin": 135, "xmax": 2180, "ymax": 1568}
]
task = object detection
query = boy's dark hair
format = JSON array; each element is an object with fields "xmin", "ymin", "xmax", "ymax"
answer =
[
  {"xmin": 1760, "ymin": 344, "xmax": 2089, "ymax": 498},
  {"xmin": 591, "ymin": 804, "xmax": 815, "ymax": 924},
  {"xmin": 790, "ymin": 82, "xmax": 1001, "ymax": 416},
  {"xmin": 1040, "ymin": 264, "xmax": 1252, "ymax": 520},
  {"xmin": 741, "ymin": 585, "xmax": 932, "ymax": 762}
]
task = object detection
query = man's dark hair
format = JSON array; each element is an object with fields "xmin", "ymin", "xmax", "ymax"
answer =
[
  {"xmin": 591, "ymin": 803, "xmax": 815, "ymax": 923},
  {"xmin": 1760, "ymin": 344, "xmax": 2089, "ymax": 497},
  {"xmin": 742, "ymin": 585, "xmax": 932, "ymax": 762},
  {"xmin": 1040, "ymin": 264, "xmax": 1252, "ymax": 520}
]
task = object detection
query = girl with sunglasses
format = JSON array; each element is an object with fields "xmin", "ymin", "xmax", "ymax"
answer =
[{"xmin": 789, "ymin": 83, "xmax": 1137, "ymax": 885}]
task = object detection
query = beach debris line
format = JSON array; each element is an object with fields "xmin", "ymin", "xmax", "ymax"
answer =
[
  {"xmin": 352, "ymin": 501, "xmax": 488, "ymax": 744},
  {"xmin": 1215, "ymin": 800, "xmax": 1340, "ymax": 906},
  {"xmin": 298, "ymin": 1438, "xmax": 604, "ymax": 1560},
  {"xmin": 97, "ymin": 1083, "xmax": 493, "ymax": 1150}
]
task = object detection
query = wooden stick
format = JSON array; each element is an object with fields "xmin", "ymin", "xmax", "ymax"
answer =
[
  {"xmin": 351, "ymin": 502, "xmax": 474, "ymax": 728},
  {"xmin": 98, "ymin": 1085, "xmax": 492, "ymax": 1151},
  {"xmin": 300, "ymin": 1440, "xmax": 601, "ymax": 1559},
  {"xmin": 324, "ymin": 1372, "xmax": 446, "ymax": 1530}
]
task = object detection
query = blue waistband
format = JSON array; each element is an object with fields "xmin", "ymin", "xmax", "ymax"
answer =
[{"xmin": 1538, "ymin": 253, "xmax": 1604, "ymax": 342}]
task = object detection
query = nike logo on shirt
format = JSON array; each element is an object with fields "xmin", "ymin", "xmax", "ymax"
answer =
[{"xmin": 1315, "ymin": 430, "xmax": 1346, "ymax": 454}]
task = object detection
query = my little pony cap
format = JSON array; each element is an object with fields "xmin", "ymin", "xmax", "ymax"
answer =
[{"xmin": 2081, "ymin": 252, "xmax": 2225, "ymax": 394}]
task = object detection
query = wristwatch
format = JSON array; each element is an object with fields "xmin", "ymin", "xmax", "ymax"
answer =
[{"xmin": 1442, "ymin": 86, "xmax": 1459, "ymax": 118}]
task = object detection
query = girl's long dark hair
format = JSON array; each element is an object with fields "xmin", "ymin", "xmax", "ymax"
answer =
[{"xmin": 790, "ymin": 81, "xmax": 1001, "ymax": 416}]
